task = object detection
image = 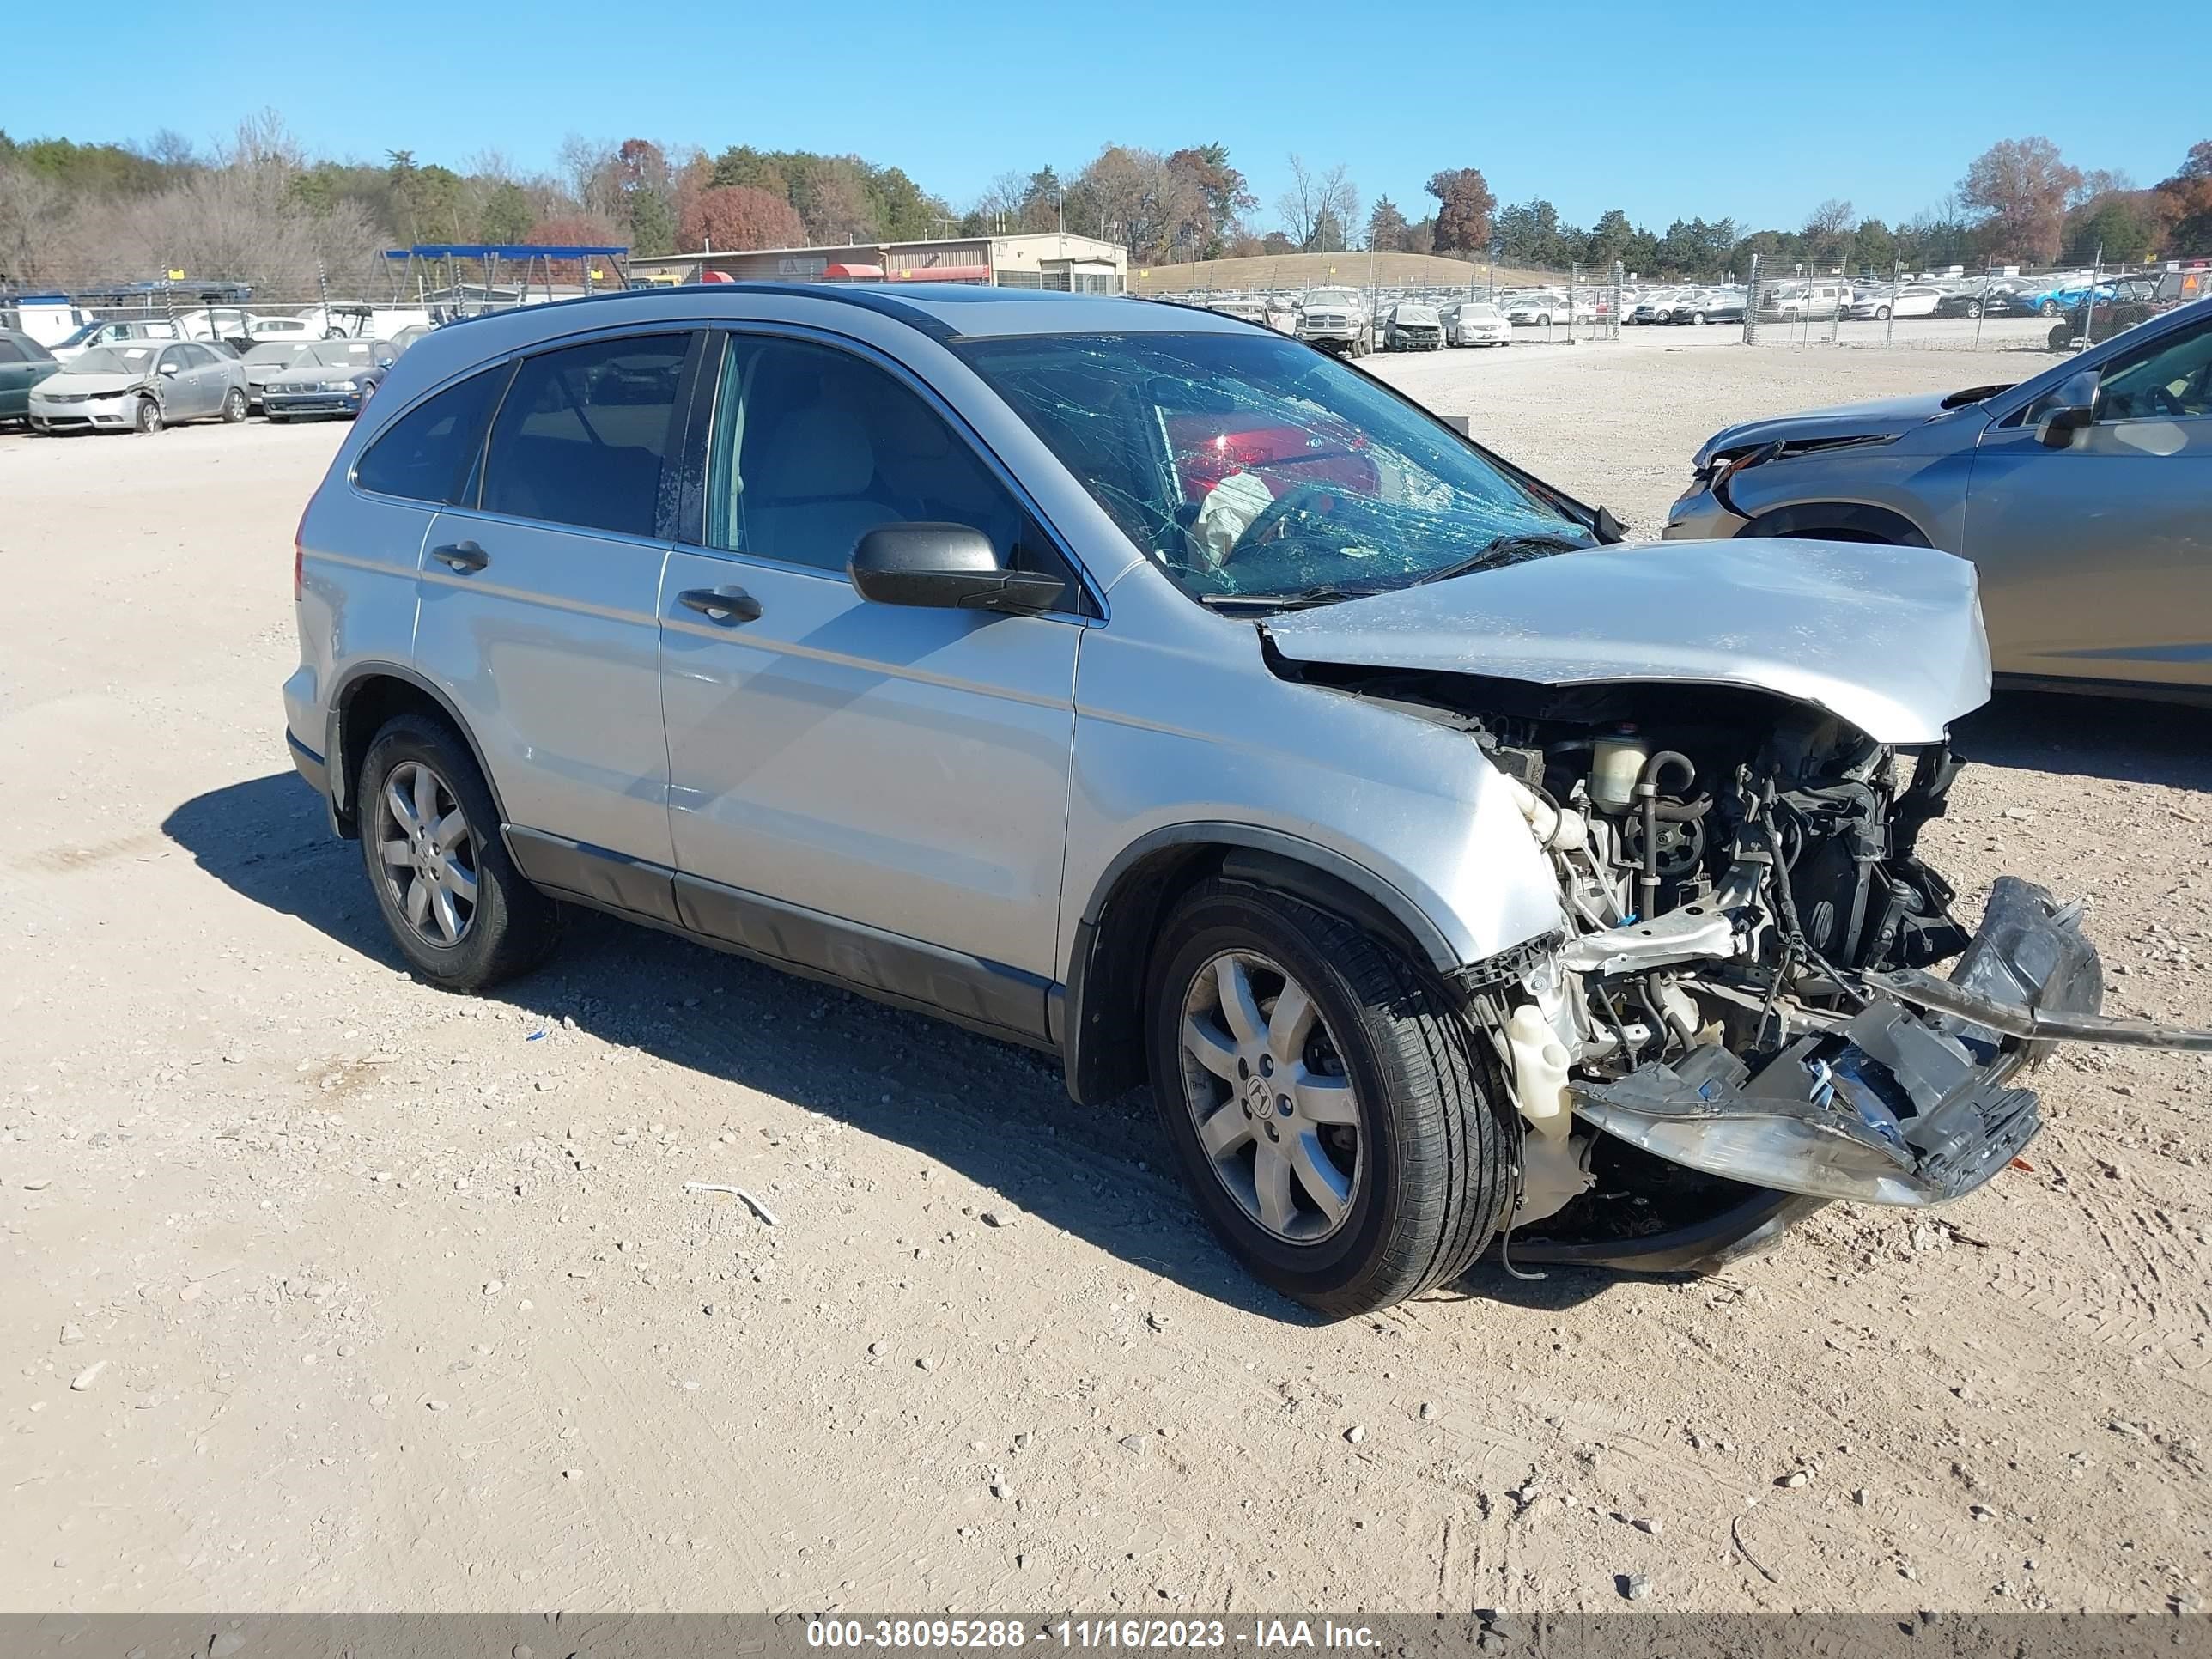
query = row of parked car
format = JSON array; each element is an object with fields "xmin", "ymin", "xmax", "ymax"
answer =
[
  {"xmin": 1754, "ymin": 270, "xmax": 2200, "ymax": 325},
  {"xmin": 1202, "ymin": 286, "xmax": 1612, "ymax": 356},
  {"xmin": 0, "ymin": 316, "xmax": 430, "ymax": 434}
]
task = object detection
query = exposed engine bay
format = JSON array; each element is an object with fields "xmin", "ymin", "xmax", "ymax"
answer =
[{"xmin": 1295, "ymin": 665, "xmax": 2212, "ymax": 1259}]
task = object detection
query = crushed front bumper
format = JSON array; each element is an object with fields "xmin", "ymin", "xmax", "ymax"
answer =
[
  {"xmin": 1571, "ymin": 878, "xmax": 2201, "ymax": 1207},
  {"xmin": 266, "ymin": 391, "xmax": 364, "ymax": 417}
]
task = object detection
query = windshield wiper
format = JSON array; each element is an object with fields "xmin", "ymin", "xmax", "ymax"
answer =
[
  {"xmin": 1408, "ymin": 532, "xmax": 1593, "ymax": 586},
  {"xmin": 1197, "ymin": 583, "xmax": 1388, "ymax": 612}
]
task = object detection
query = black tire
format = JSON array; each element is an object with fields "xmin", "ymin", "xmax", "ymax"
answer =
[
  {"xmin": 1145, "ymin": 878, "xmax": 1513, "ymax": 1317},
  {"xmin": 356, "ymin": 714, "xmax": 561, "ymax": 992},
  {"xmin": 135, "ymin": 397, "xmax": 162, "ymax": 434},
  {"xmin": 2039, "ymin": 299, "xmax": 2059, "ymax": 317},
  {"xmin": 220, "ymin": 386, "xmax": 247, "ymax": 422},
  {"xmin": 1963, "ymin": 300, "xmax": 1982, "ymax": 319}
]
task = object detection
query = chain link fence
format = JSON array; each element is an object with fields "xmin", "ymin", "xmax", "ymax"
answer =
[{"xmin": 1737, "ymin": 251, "xmax": 2211, "ymax": 354}]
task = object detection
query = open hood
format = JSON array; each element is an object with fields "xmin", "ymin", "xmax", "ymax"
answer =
[{"xmin": 1261, "ymin": 538, "xmax": 1990, "ymax": 744}]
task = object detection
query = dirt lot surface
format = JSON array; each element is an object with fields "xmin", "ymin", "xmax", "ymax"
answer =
[{"xmin": 4, "ymin": 341, "xmax": 2209, "ymax": 1619}]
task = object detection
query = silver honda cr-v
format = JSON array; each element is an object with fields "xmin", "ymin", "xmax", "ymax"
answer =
[{"xmin": 283, "ymin": 284, "xmax": 2205, "ymax": 1316}]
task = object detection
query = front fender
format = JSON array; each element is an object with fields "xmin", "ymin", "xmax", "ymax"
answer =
[{"xmin": 1060, "ymin": 618, "xmax": 1562, "ymax": 984}]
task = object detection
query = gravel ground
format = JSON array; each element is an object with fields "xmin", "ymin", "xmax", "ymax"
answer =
[{"xmin": 3, "ymin": 339, "xmax": 2208, "ymax": 1618}]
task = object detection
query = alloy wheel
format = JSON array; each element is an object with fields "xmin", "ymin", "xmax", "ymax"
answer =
[
  {"xmin": 374, "ymin": 760, "xmax": 480, "ymax": 946},
  {"xmin": 1178, "ymin": 951, "xmax": 1360, "ymax": 1243}
]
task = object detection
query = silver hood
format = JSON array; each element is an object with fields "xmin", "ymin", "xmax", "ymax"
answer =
[{"xmin": 1262, "ymin": 538, "xmax": 1991, "ymax": 744}]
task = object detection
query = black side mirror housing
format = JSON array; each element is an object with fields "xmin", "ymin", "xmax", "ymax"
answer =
[
  {"xmin": 2035, "ymin": 368, "xmax": 2100, "ymax": 448},
  {"xmin": 848, "ymin": 524, "xmax": 1064, "ymax": 614}
]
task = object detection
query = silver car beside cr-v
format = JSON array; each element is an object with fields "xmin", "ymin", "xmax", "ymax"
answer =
[
  {"xmin": 1666, "ymin": 295, "xmax": 2212, "ymax": 702},
  {"xmin": 283, "ymin": 285, "xmax": 2209, "ymax": 1316}
]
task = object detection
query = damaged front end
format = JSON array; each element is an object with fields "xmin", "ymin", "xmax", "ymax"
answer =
[{"xmin": 1303, "ymin": 668, "xmax": 2212, "ymax": 1260}]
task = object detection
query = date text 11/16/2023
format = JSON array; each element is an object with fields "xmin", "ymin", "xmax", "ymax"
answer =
[{"xmin": 805, "ymin": 1620, "xmax": 1382, "ymax": 1650}]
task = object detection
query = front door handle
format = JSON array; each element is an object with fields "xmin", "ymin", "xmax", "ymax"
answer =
[
  {"xmin": 432, "ymin": 540, "xmax": 489, "ymax": 574},
  {"xmin": 678, "ymin": 586, "xmax": 763, "ymax": 625}
]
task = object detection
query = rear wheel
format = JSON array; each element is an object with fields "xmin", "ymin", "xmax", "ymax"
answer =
[
  {"xmin": 221, "ymin": 386, "xmax": 247, "ymax": 422},
  {"xmin": 2039, "ymin": 299, "xmax": 2060, "ymax": 316},
  {"xmin": 357, "ymin": 714, "xmax": 561, "ymax": 991},
  {"xmin": 1145, "ymin": 879, "xmax": 1512, "ymax": 1317}
]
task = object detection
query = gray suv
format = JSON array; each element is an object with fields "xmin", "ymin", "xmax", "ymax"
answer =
[
  {"xmin": 1666, "ymin": 295, "xmax": 2212, "ymax": 702},
  {"xmin": 284, "ymin": 285, "xmax": 2198, "ymax": 1316}
]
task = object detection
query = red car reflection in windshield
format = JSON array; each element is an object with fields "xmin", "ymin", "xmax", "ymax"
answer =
[{"xmin": 1164, "ymin": 413, "xmax": 1379, "ymax": 507}]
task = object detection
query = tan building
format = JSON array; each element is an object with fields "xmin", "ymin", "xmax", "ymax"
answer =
[{"xmin": 626, "ymin": 233, "xmax": 1127, "ymax": 293}]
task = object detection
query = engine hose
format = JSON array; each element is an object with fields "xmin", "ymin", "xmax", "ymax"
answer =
[{"xmin": 1634, "ymin": 750, "xmax": 1697, "ymax": 919}]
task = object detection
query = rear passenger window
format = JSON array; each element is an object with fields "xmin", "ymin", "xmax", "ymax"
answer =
[
  {"xmin": 480, "ymin": 334, "xmax": 690, "ymax": 538},
  {"xmin": 356, "ymin": 364, "xmax": 510, "ymax": 504}
]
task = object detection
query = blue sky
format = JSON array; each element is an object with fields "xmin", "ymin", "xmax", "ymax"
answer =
[{"xmin": 9, "ymin": 0, "xmax": 2205, "ymax": 234}]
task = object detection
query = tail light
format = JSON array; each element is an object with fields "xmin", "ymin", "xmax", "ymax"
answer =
[{"xmin": 293, "ymin": 502, "xmax": 308, "ymax": 601}]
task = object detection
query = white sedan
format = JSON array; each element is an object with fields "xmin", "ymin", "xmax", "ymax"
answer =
[
  {"xmin": 1847, "ymin": 283, "xmax": 1945, "ymax": 321},
  {"xmin": 1504, "ymin": 294, "xmax": 1595, "ymax": 326},
  {"xmin": 1445, "ymin": 302, "xmax": 1511, "ymax": 346}
]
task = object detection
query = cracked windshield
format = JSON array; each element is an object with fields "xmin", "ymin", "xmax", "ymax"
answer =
[{"xmin": 953, "ymin": 329, "xmax": 1595, "ymax": 607}]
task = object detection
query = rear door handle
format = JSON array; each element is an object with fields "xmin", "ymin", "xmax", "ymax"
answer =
[
  {"xmin": 678, "ymin": 586, "xmax": 763, "ymax": 625},
  {"xmin": 432, "ymin": 540, "xmax": 488, "ymax": 574}
]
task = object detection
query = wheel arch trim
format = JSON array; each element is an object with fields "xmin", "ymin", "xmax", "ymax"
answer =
[
  {"xmin": 1059, "ymin": 823, "xmax": 1463, "ymax": 1105},
  {"xmin": 1735, "ymin": 500, "xmax": 1932, "ymax": 547},
  {"xmin": 1078, "ymin": 823, "xmax": 1458, "ymax": 970},
  {"xmin": 324, "ymin": 660, "xmax": 512, "ymax": 836}
]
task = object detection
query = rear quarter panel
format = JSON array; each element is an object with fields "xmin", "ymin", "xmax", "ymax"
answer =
[{"xmin": 284, "ymin": 434, "xmax": 440, "ymax": 761}]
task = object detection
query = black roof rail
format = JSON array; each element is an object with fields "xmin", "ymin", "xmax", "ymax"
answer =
[{"xmin": 435, "ymin": 280, "xmax": 968, "ymax": 339}]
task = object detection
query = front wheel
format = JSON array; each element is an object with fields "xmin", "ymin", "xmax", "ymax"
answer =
[
  {"xmin": 135, "ymin": 397, "xmax": 163, "ymax": 434},
  {"xmin": 1963, "ymin": 300, "xmax": 1982, "ymax": 319},
  {"xmin": 1145, "ymin": 879, "xmax": 1513, "ymax": 1317},
  {"xmin": 357, "ymin": 714, "xmax": 562, "ymax": 991}
]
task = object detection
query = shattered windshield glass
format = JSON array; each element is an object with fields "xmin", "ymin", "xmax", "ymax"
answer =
[{"xmin": 952, "ymin": 331, "xmax": 1593, "ymax": 605}]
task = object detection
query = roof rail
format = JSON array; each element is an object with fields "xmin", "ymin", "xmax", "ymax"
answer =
[{"xmin": 437, "ymin": 280, "xmax": 959, "ymax": 337}]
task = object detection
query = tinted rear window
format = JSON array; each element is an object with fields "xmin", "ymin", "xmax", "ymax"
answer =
[
  {"xmin": 478, "ymin": 334, "xmax": 689, "ymax": 538},
  {"xmin": 355, "ymin": 364, "xmax": 510, "ymax": 504}
]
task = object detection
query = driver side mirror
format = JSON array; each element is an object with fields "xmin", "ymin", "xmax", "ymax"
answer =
[
  {"xmin": 158, "ymin": 362, "xmax": 180, "ymax": 377},
  {"xmin": 848, "ymin": 524, "xmax": 1064, "ymax": 614},
  {"xmin": 2035, "ymin": 368, "xmax": 2100, "ymax": 448}
]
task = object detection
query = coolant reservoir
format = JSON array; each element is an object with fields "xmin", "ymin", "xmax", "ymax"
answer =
[
  {"xmin": 1504, "ymin": 1004, "xmax": 1572, "ymax": 1139},
  {"xmin": 1589, "ymin": 735, "xmax": 1649, "ymax": 813}
]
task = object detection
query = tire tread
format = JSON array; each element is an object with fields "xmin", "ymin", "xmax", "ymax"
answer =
[{"xmin": 1150, "ymin": 878, "xmax": 1515, "ymax": 1316}]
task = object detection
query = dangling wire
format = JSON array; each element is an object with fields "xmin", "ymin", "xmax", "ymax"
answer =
[{"xmin": 1498, "ymin": 1150, "xmax": 1547, "ymax": 1282}]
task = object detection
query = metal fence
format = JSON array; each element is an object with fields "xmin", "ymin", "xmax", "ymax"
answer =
[{"xmin": 1736, "ymin": 250, "xmax": 2212, "ymax": 354}]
